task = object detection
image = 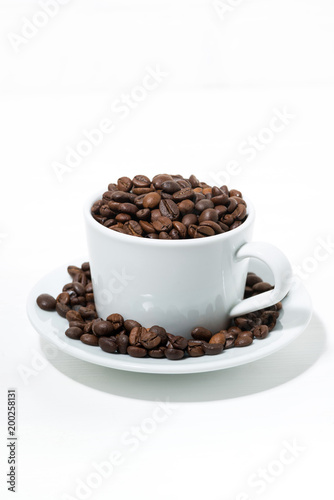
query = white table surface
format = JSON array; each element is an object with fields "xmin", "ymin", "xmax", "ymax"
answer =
[{"xmin": 0, "ymin": 1, "xmax": 333, "ymax": 499}]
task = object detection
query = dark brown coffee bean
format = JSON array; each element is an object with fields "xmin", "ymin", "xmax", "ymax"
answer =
[
  {"xmin": 99, "ymin": 337, "xmax": 118, "ymax": 353},
  {"xmin": 253, "ymin": 325, "xmax": 269, "ymax": 339},
  {"xmin": 129, "ymin": 326, "xmax": 145, "ymax": 346},
  {"xmin": 234, "ymin": 332, "xmax": 253, "ymax": 347},
  {"xmin": 36, "ymin": 294, "xmax": 56, "ymax": 311},
  {"xmin": 91, "ymin": 200, "xmax": 103, "ymax": 214},
  {"xmin": 151, "ymin": 209, "xmax": 162, "ymax": 221},
  {"xmin": 182, "ymin": 213, "xmax": 198, "ymax": 227},
  {"xmin": 159, "ymin": 199, "xmax": 180, "ymax": 220},
  {"xmin": 252, "ymin": 282, "xmax": 274, "ymax": 293},
  {"xmin": 227, "ymin": 327, "xmax": 242, "ymax": 336},
  {"xmin": 209, "ymin": 331, "xmax": 226, "ymax": 344},
  {"xmin": 215, "ymin": 205, "xmax": 228, "ymax": 218},
  {"xmin": 165, "ymin": 348, "xmax": 184, "ymax": 360},
  {"xmin": 78, "ymin": 306, "xmax": 97, "ymax": 320},
  {"xmin": 140, "ymin": 330, "xmax": 161, "ymax": 349},
  {"xmin": 80, "ymin": 334, "xmax": 99, "ymax": 346},
  {"xmin": 65, "ymin": 327, "xmax": 83, "ymax": 340},
  {"xmin": 99, "ymin": 205, "xmax": 114, "ymax": 218},
  {"xmin": 202, "ymin": 342, "xmax": 224, "ymax": 355},
  {"xmin": 143, "ymin": 192, "xmax": 161, "ymax": 209},
  {"xmin": 187, "ymin": 340, "xmax": 205, "ymax": 357},
  {"xmin": 227, "ymin": 198, "xmax": 238, "ymax": 213},
  {"xmin": 199, "ymin": 221, "xmax": 223, "ymax": 234},
  {"xmin": 199, "ymin": 208, "xmax": 218, "ymax": 223},
  {"xmin": 189, "ymin": 174, "xmax": 200, "ymax": 188},
  {"xmin": 172, "ymin": 221, "xmax": 187, "ymax": 238},
  {"xmin": 111, "ymin": 191, "xmax": 136, "ymax": 203},
  {"xmin": 55, "ymin": 302, "xmax": 70, "ymax": 318},
  {"xmin": 139, "ymin": 220, "xmax": 156, "ymax": 234},
  {"xmin": 167, "ymin": 334, "xmax": 188, "ymax": 350},
  {"xmin": 107, "ymin": 183, "xmax": 118, "ymax": 192},
  {"xmin": 161, "ymin": 180, "xmax": 181, "ymax": 193},
  {"xmin": 117, "ymin": 176, "xmax": 133, "ymax": 192},
  {"xmin": 118, "ymin": 203, "xmax": 138, "ymax": 216},
  {"xmin": 173, "ymin": 187, "xmax": 194, "ymax": 201},
  {"xmin": 67, "ymin": 265, "xmax": 82, "ymax": 278},
  {"xmin": 232, "ymin": 204, "xmax": 247, "ymax": 221},
  {"xmin": 222, "ymin": 214, "xmax": 235, "ymax": 226},
  {"xmin": 224, "ymin": 333, "xmax": 236, "ymax": 349},
  {"xmin": 136, "ymin": 208, "xmax": 150, "ymax": 220},
  {"xmin": 115, "ymin": 213, "xmax": 131, "ymax": 223},
  {"xmin": 92, "ymin": 320, "xmax": 114, "ymax": 337},
  {"xmin": 177, "ymin": 179, "xmax": 191, "ymax": 189},
  {"xmin": 57, "ymin": 292, "xmax": 71, "ymax": 306},
  {"xmin": 66, "ymin": 310, "xmax": 84, "ymax": 323},
  {"xmin": 159, "ymin": 231, "xmax": 171, "ymax": 239},
  {"xmin": 152, "ymin": 174, "xmax": 173, "ymax": 189},
  {"xmin": 195, "ymin": 199, "xmax": 214, "ymax": 212},
  {"xmin": 211, "ymin": 193, "xmax": 229, "ymax": 205},
  {"xmin": 106, "ymin": 313, "xmax": 124, "ymax": 330},
  {"xmin": 178, "ymin": 199, "xmax": 195, "ymax": 215},
  {"xmin": 124, "ymin": 220, "xmax": 143, "ymax": 236},
  {"xmin": 148, "ymin": 346, "xmax": 166, "ymax": 358},
  {"xmin": 116, "ymin": 333, "xmax": 129, "ymax": 354},
  {"xmin": 149, "ymin": 325, "xmax": 168, "ymax": 346},
  {"xmin": 195, "ymin": 226, "xmax": 215, "ymax": 238},
  {"xmin": 187, "ymin": 224, "xmax": 198, "ymax": 238},
  {"xmin": 246, "ymin": 273, "xmax": 263, "ymax": 287},
  {"xmin": 191, "ymin": 327, "xmax": 212, "ymax": 342},
  {"xmin": 132, "ymin": 187, "xmax": 154, "ymax": 195},
  {"xmin": 124, "ymin": 319, "xmax": 141, "ymax": 332},
  {"xmin": 230, "ymin": 189, "xmax": 242, "ymax": 198},
  {"xmin": 127, "ymin": 346, "xmax": 147, "ymax": 357},
  {"xmin": 69, "ymin": 321, "xmax": 85, "ymax": 329},
  {"xmin": 132, "ymin": 175, "xmax": 151, "ymax": 188},
  {"xmin": 152, "ymin": 216, "xmax": 172, "ymax": 232}
]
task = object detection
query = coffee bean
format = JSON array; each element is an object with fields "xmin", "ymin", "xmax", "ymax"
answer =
[
  {"xmin": 230, "ymin": 189, "xmax": 242, "ymax": 198},
  {"xmin": 199, "ymin": 221, "xmax": 223, "ymax": 234},
  {"xmin": 124, "ymin": 220, "xmax": 143, "ymax": 236},
  {"xmin": 36, "ymin": 294, "xmax": 56, "ymax": 311},
  {"xmin": 66, "ymin": 310, "xmax": 84, "ymax": 323},
  {"xmin": 195, "ymin": 226, "xmax": 215, "ymax": 238},
  {"xmin": 124, "ymin": 319, "xmax": 141, "ymax": 332},
  {"xmin": 136, "ymin": 208, "xmax": 151, "ymax": 220},
  {"xmin": 211, "ymin": 193, "xmax": 229, "ymax": 205},
  {"xmin": 191, "ymin": 327, "xmax": 212, "ymax": 342},
  {"xmin": 111, "ymin": 191, "xmax": 136, "ymax": 203},
  {"xmin": 161, "ymin": 180, "xmax": 181, "ymax": 194},
  {"xmin": 252, "ymin": 282, "xmax": 274, "ymax": 293},
  {"xmin": 152, "ymin": 174, "xmax": 173, "ymax": 189},
  {"xmin": 78, "ymin": 306, "xmax": 97, "ymax": 320},
  {"xmin": 92, "ymin": 320, "xmax": 114, "ymax": 337},
  {"xmin": 253, "ymin": 325, "xmax": 269, "ymax": 339},
  {"xmin": 116, "ymin": 213, "xmax": 131, "ymax": 223},
  {"xmin": 199, "ymin": 208, "xmax": 218, "ymax": 223},
  {"xmin": 189, "ymin": 174, "xmax": 200, "ymax": 188},
  {"xmin": 65, "ymin": 327, "xmax": 83, "ymax": 340},
  {"xmin": 148, "ymin": 346, "xmax": 166, "ymax": 358},
  {"xmin": 140, "ymin": 330, "xmax": 161, "ymax": 349},
  {"xmin": 182, "ymin": 213, "xmax": 198, "ymax": 227},
  {"xmin": 165, "ymin": 348, "xmax": 184, "ymax": 360},
  {"xmin": 139, "ymin": 220, "xmax": 156, "ymax": 234},
  {"xmin": 187, "ymin": 224, "xmax": 198, "ymax": 238},
  {"xmin": 152, "ymin": 216, "xmax": 172, "ymax": 232},
  {"xmin": 195, "ymin": 199, "xmax": 214, "ymax": 212},
  {"xmin": 57, "ymin": 292, "xmax": 71, "ymax": 306},
  {"xmin": 56, "ymin": 302, "xmax": 70, "ymax": 318},
  {"xmin": 178, "ymin": 199, "xmax": 195, "ymax": 215},
  {"xmin": 173, "ymin": 187, "xmax": 194, "ymax": 202},
  {"xmin": 143, "ymin": 192, "xmax": 161, "ymax": 209},
  {"xmin": 80, "ymin": 334, "xmax": 99, "ymax": 346},
  {"xmin": 159, "ymin": 199, "xmax": 180, "ymax": 220},
  {"xmin": 234, "ymin": 332, "xmax": 253, "ymax": 347},
  {"xmin": 159, "ymin": 231, "xmax": 171, "ymax": 239},
  {"xmin": 149, "ymin": 325, "xmax": 168, "ymax": 345},
  {"xmin": 117, "ymin": 176, "xmax": 133, "ymax": 192},
  {"xmin": 209, "ymin": 331, "xmax": 226, "ymax": 344},
  {"xmin": 187, "ymin": 340, "xmax": 205, "ymax": 357},
  {"xmin": 67, "ymin": 265, "xmax": 82, "ymax": 278},
  {"xmin": 172, "ymin": 221, "xmax": 187, "ymax": 238},
  {"xmin": 106, "ymin": 313, "xmax": 124, "ymax": 330},
  {"xmin": 132, "ymin": 175, "xmax": 151, "ymax": 188},
  {"xmin": 127, "ymin": 346, "xmax": 147, "ymax": 357},
  {"xmin": 202, "ymin": 342, "xmax": 224, "ymax": 355},
  {"xmin": 167, "ymin": 334, "xmax": 188, "ymax": 350},
  {"xmin": 118, "ymin": 203, "xmax": 138, "ymax": 216},
  {"xmin": 116, "ymin": 333, "xmax": 129, "ymax": 354},
  {"xmin": 232, "ymin": 204, "xmax": 247, "ymax": 221},
  {"xmin": 99, "ymin": 337, "xmax": 118, "ymax": 353},
  {"xmin": 129, "ymin": 326, "xmax": 145, "ymax": 346}
]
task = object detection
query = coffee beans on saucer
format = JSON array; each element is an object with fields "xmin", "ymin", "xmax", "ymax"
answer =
[
  {"xmin": 91, "ymin": 175, "xmax": 247, "ymax": 239},
  {"xmin": 36, "ymin": 263, "xmax": 282, "ymax": 360}
]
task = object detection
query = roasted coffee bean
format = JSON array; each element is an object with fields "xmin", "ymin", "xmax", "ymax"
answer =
[
  {"xmin": 111, "ymin": 191, "xmax": 136, "ymax": 203},
  {"xmin": 56, "ymin": 302, "xmax": 70, "ymax": 318},
  {"xmin": 211, "ymin": 193, "xmax": 229, "ymax": 205},
  {"xmin": 252, "ymin": 282, "xmax": 274, "ymax": 293},
  {"xmin": 159, "ymin": 231, "xmax": 171, "ymax": 239},
  {"xmin": 124, "ymin": 220, "xmax": 143, "ymax": 236},
  {"xmin": 117, "ymin": 176, "xmax": 133, "ymax": 192},
  {"xmin": 80, "ymin": 334, "xmax": 99, "ymax": 346},
  {"xmin": 132, "ymin": 175, "xmax": 151, "ymax": 188},
  {"xmin": 189, "ymin": 174, "xmax": 200, "ymax": 188},
  {"xmin": 161, "ymin": 180, "xmax": 181, "ymax": 194},
  {"xmin": 234, "ymin": 317, "xmax": 254, "ymax": 330},
  {"xmin": 234, "ymin": 332, "xmax": 253, "ymax": 347},
  {"xmin": 172, "ymin": 221, "xmax": 187, "ymax": 238},
  {"xmin": 136, "ymin": 208, "xmax": 151, "ymax": 220},
  {"xmin": 195, "ymin": 199, "xmax": 214, "ymax": 212},
  {"xmin": 182, "ymin": 213, "xmax": 198, "ymax": 227},
  {"xmin": 187, "ymin": 224, "xmax": 198, "ymax": 238},
  {"xmin": 118, "ymin": 203, "xmax": 138, "ymax": 216},
  {"xmin": 178, "ymin": 199, "xmax": 195, "ymax": 215},
  {"xmin": 139, "ymin": 220, "xmax": 156, "ymax": 234},
  {"xmin": 143, "ymin": 192, "xmax": 161, "ymax": 209},
  {"xmin": 149, "ymin": 325, "xmax": 168, "ymax": 345},
  {"xmin": 107, "ymin": 313, "xmax": 124, "ymax": 330},
  {"xmin": 152, "ymin": 174, "xmax": 173, "ymax": 189},
  {"xmin": 199, "ymin": 208, "xmax": 218, "ymax": 223},
  {"xmin": 165, "ymin": 348, "xmax": 184, "ymax": 360},
  {"xmin": 100, "ymin": 205, "xmax": 114, "ymax": 218},
  {"xmin": 215, "ymin": 205, "xmax": 228, "ymax": 218},
  {"xmin": 78, "ymin": 306, "xmax": 97, "ymax": 320},
  {"xmin": 69, "ymin": 321, "xmax": 85, "ymax": 329},
  {"xmin": 57, "ymin": 292, "xmax": 71, "ymax": 306},
  {"xmin": 191, "ymin": 327, "xmax": 212, "ymax": 342},
  {"xmin": 173, "ymin": 187, "xmax": 194, "ymax": 202},
  {"xmin": 167, "ymin": 334, "xmax": 188, "ymax": 350},
  {"xmin": 195, "ymin": 226, "xmax": 215, "ymax": 238},
  {"xmin": 152, "ymin": 216, "xmax": 172, "ymax": 232},
  {"xmin": 159, "ymin": 199, "xmax": 180, "ymax": 220},
  {"xmin": 129, "ymin": 326, "xmax": 145, "ymax": 346},
  {"xmin": 92, "ymin": 320, "xmax": 114, "ymax": 337},
  {"xmin": 36, "ymin": 293, "xmax": 56, "ymax": 311},
  {"xmin": 116, "ymin": 213, "xmax": 131, "ymax": 223},
  {"xmin": 253, "ymin": 325, "xmax": 269, "ymax": 339},
  {"xmin": 124, "ymin": 319, "xmax": 141, "ymax": 332},
  {"xmin": 133, "ymin": 194, "xmax": 146, "ymax": 208},
  {"xmin": 127, "ymin": 346, "xmax": 147, "ymax": 358},
  {"xmin": 187, "ymin": 340, "xmax": 205, "ymax": 357},
  {"xmin": 65, "ymin": 327, "xmax": 83, "ymax": 340},
  {"xmin": 116, "ymin": 333, "xmax": 129, "ymax": 354},
  {"xmin": 225, "ymin": 333, "xmax": 236, "ymax": 349},
  {"xmin": 83, "ymin": 321, "xmax": 93, "ymax": 334},
  {"xmin": 232, "ymin": 204, "xmax": 247, "ymax": 221},
  {"xmin": 67, "ymin": 265, "xmax": 82, "ymax": 278},
  {"xmin": 202, "ymin": 342, "xmax": 224, "ymax": 355},
  {"xmin": 148, "ymin": 346, "xmax": 166, "ymax": 358},
  {"xmin": 227, "ymin": 198, "xmax": 238, "ymax": 213},
  {"xmin": 199, "ymin": 221, "xmax": 223, "ymax": 234},
  {"xmin": 210, "ymin": 331, "xmax": 226, "ymax": 345},
  {"xmin": 132, "ymin": 187, "xmax": 154, "ymax": 195},
  {"xmin": 230, "ymin": 189, "xmax": 242, "ymax": 198},
  {"xmin": 140, "ymin": 330, "xmax": 161, "ymax": 349},
  {"xmin": 91, "ymin": 200, "xmax": 104, "ymax": 214},
  {"xmin": 99, "ymin": 337, "xmax": 118, "ymax": 353},
  {"xmin": 66, "ymin": 310, "xmax": 84, "ymax": 323}
]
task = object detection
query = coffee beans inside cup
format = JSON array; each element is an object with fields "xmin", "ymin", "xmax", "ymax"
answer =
[
  {"xmin": 36, "ymin": 262, "xmax": 281, "ymax": 360},
  {"xmin": 91, "ymin": 175, "xmax": 247, "ymax": 239}
]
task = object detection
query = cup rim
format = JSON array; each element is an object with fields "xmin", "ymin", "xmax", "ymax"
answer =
[{"xmin": 84, "ymin": 190, "xmax": 255, "ymax": 247}]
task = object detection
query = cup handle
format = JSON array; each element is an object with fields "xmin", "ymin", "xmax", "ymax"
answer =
[{"xmin": 229, "ymin": 242, "xmax": 292, "ymax": 318}]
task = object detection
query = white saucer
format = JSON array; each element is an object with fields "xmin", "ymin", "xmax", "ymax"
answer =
[{"xmin": 27, "ymin": 259, "xmax": 312, "ymax": 375}]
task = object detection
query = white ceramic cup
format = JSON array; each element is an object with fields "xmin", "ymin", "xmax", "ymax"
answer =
[{"xmin": 84, "ymin": 193, "xmax": 292, "ymax": 337}]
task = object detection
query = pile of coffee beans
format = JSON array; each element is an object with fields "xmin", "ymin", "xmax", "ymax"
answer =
[
  {"xmin": 36, "ymin": 262, "xmax": 282, "ymax": 360},
  {"xmin": 91, "ymin": 175, "xmax": 247, "ymax": 239}
]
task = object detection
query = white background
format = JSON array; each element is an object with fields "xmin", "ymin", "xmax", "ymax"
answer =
[{"xmin": 0, "ymin": 0, "xmax": 333, "ymax": 499}]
